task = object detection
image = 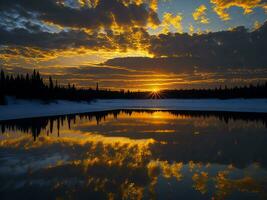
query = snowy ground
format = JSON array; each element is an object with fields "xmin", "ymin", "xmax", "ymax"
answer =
[{"xmin": 0, "ymin": 98, "xmax": 267, "ymax": 121}]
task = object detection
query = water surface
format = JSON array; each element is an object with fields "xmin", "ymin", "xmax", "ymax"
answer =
[{"xmin": 0, "ymin": 110, "xmax": 267, "ymax": 200}]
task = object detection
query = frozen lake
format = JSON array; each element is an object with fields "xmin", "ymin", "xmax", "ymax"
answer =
[{"xmin": 0, "ymin": 98, "xmax": 267, "ymax": 121}]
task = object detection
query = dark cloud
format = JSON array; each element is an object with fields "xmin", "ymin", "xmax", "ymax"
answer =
[
  {"xmin": 150, "ymin": 24, "xmax": 267, "ymax": 67},
  {"xmin": 0, "ymin": 24, "xmax": 150, "ymax": 58},
  {"xmin": 0, "ymin": 0, "xmax": 160, "ymax": 30},
  {"xmin": 105, "ymin": 22, "xmax": 267, "ymax": 71},
  {"xmin": 1, "ymin": 19, "xmax": 267, "ymax": 76},
  {"xmin": 104, "ymin": 57, "xmax": 201, "ymax": 73},
  {"xmin": 65, "ymin": 65, "xmax": 138, "ymax": 75},
  {"xmin": 0, "ymin": 0, "xmax": 156, "ymax": 55},
  {"xmin": 0, "ymin": 27, "xmax": 112, "ymax": 50}
]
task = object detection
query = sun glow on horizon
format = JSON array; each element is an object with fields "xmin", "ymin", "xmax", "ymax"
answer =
[
  {"xmin": 153, "ymin": 88, "xmax": 159, "ymax": 93},
  {"xmin": 150, "ymin": 87, "xmax": 162, "ymax": 98}
]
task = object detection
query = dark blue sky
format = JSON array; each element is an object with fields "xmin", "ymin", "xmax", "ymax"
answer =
[{"xmin": 155, "ymin": 0, "xmax": 267, "ymax": 33}]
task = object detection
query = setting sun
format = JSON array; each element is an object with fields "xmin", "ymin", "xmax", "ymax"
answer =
[
  {"xmin": 153, "ymin": 88, "xmax": 159, "ymax": 93},
  {"xmin": 150, "ymin": 87, "xmax": 162, "ymax": 99}
]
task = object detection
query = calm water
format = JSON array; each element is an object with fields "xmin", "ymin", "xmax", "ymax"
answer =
[{"xmin": 0, "ymin": 110, "xmax": 267, "ymax": 200}]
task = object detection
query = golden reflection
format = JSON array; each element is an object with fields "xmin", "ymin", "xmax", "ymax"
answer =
[
  {"xmin": 214, "ymin": 171, "xmax": 267, "ymax": 199},
  {"xmin": 0, "ymin": 130, "xmax": 267, "ymax": 200},
  {"xmin": 192, "ymin": 172, "xmax": 209, "ymax": 194},
  {"xmin": 1, "ymin": 111, "xmax": 267, "ymax": 199}
]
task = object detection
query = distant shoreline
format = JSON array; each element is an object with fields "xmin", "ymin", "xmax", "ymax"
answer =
[{"xmin": 1, "ymin": 70, "xmax": 267, "ymax": 106}]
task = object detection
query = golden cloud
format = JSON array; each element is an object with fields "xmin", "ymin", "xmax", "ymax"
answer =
[
  {"xmin": 161, "ymin": 12, "xmax": 183, "ymax": 33},
  {"xmin": 210, "ymin": 0, "xmax": 267, "ymax": 20},
  {"xmin": 193, "ymin": 5, "xmax": 210, "ymax": 24}
]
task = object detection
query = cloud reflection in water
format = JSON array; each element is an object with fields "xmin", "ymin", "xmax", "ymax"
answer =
[{"xmin": 0, "ymin": 110, "xmax": 267, "ymax": 199}]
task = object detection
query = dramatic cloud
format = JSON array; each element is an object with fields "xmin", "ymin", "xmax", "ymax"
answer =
[
  {"xmin": 0, "ymin": 28, "xmax": 105, "ymax": 50},
  {"xmin": 0, "ymin": 0, "xmax": 160, "ymax": 30},
  {"xmin": 193, "ymin": 5, "xmax": 209, "ymax": 24},
  {"xmin": 105, "ymin": 22, "xmax": 267, "ymax": 71},
  {"xmin": 0, "ymin": 0, "xmax": 157, "ymax": 62},
  {"xmin": 0, "ymin": 0, "xmax": 267, "ymax": 89},
  {"xmin": 210, "ymin": 0, "xmax": 267, "ymax": 20},
  {"xmin": 0, "ymin": 25, "xmax": 151, "ymax": 61}
]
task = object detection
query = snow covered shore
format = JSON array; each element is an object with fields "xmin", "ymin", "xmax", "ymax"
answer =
[{"xmin": 0, "ymin": 98, "xmax": 267, "ymax": 121}]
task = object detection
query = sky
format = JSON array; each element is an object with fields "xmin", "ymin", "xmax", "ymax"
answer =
[{"xmin": 0, "ymin": 0, "xmax": 267, "ymax": 91}]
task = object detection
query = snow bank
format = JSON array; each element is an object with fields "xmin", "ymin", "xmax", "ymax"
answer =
[{"xmin": 0, "ymin": 98, "xmax": 267, "ymax": 121}]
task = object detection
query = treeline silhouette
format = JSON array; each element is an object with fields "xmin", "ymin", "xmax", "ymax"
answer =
[
  {"xmin": 0, "ymin": 69, "xmax": 95, "ymax": 104},
  {"xmin": 161, "ymin": 83, "xmax": 267, "ymax": 99},
  {"xmin": 1, "ymin": 110, "xmax": 266, "ymax": 140},
  {"xmin": 0, "ymin": 69, "xmax": 150, "ymax": 104},
  {"xmin": 1, "ymin": 69, "xmax": 267, "ymax": 105}
]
